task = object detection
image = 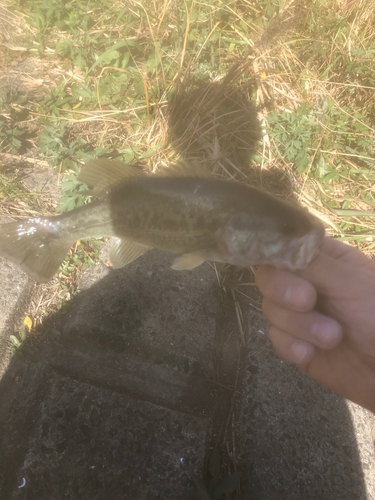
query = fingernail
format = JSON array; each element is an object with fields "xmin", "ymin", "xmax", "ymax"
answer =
[
  {"xmin": 311, "ymin": 320, "xmax": 341, "ymax": 348},
  {"xmin": 291, "ymin": 342, "xmax": 314, "ymax": 363},
  {"xmin": 285, "ymin": 285, "xmax": 311, "ymax": 310}
]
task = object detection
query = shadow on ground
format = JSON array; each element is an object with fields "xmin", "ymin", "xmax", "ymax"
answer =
[{"xmin": 0, "ymin": 250, "xmax": 373, "ymax": 500}]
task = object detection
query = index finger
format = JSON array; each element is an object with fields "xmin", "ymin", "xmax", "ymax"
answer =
[
  {"xmin": 255, "ymin": 265, "xmax": 317, "ymax": 312},
  {"xmin": 321, "ymin": 237, "xmax": 371, "ymax": 266}
]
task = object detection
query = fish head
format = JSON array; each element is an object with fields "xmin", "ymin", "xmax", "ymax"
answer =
[{"xmin": 217, "ymin": 202, "xmax": 325, "ymax": 271}]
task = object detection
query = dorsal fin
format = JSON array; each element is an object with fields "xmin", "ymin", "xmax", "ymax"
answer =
[
  {"xmin": 78, "ymin": 159, "xmax": 144, "ymax": 194},
  {"xmin": 78, "ymin": 159, "xmax": 211, "ymax": 195},
  {"xmin": 156, "ymin": 160, "xmax": 211, "ymax": 178}
]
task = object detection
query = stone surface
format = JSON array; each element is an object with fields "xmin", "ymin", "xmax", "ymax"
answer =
[
  {"xmin": 1, "ymin": 363, "xmax": 207, "ymax": 500},
  {"xmin": 347, "ymin": 401, "xmax": 375, "ymax": 499},
  {"xmin": 1, "ymin": 248, "xmax": 375, "ymax": 499},
  {"xmin": 0, "ymin": 251, "xmax": 228, "ymax": 500},
  {"xmin": 21, "ymin": 166, "xmax": 61, "ymax": 201},
  {"xmin": 0, "ymin": 161, "xmax": 62, "ymax": 378},
  {"xmin": 0, "ymin": 158, "xmax": 62, "ymax": 380},
  {"xmin": 0, "ymin": 217, "xmax": 34, "ymax": 379},
  {"xmin": 78, "ymin": 240, "xmax": 111, "ymax": 291},
  {"xmin": 68, "ymin": 250, "xmax": 219, "ymax": 379},
  {"xmin": 237, "ymin": 309, "xmax": 375, "ymax": 500}
]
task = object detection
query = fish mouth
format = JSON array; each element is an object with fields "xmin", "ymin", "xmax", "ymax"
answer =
[{"xmin": 278, "ymin": 227, "xmax": 324, "ymax": 271}]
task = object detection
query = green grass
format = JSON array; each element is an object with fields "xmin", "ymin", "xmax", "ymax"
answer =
[{"xmin": 1, "ymin": 0, "xmax": 373, "ymax": 235}]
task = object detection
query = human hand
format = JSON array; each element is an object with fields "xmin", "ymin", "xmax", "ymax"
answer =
[{"xmin": 255, "ymin": 237, "xmax": 375, "ymax": 412}]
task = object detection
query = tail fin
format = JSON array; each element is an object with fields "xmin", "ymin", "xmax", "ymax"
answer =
[{"xmin": 0, "ymin": 218, "xmax": 72, "ymax": 282}]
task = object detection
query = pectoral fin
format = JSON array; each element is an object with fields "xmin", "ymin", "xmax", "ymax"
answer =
[
  {"xmin": 109, "ymin": 237, "xmax": 152, "ymax": 268},
  {"xmin": 171, "ymin": 252, "xmax": 207, "ymax": 270}
]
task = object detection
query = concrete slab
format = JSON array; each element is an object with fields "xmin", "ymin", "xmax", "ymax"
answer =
[
  {"xmin": 0, "ymin": 161, "xmax": 61, "ymax": 379},
  {"xmin": 0, "ymin": 250, "xmax": 230, "ymax": 500},
  {"xmin": 0, "ymin": 218, "xmax": 34, "ymax": 379},
  {"xmin": 67, "ymin": 249, "xmax": 220, "ymax": 379},
  {"xmin": 237, "ymin": 309, "xmax": 375, "ymax": 500},
  {"xmin": 0, "ymin": 363, "xmax": 207, "ymax": 500},
  {"xmin": 1, "ymin": 248, "xmax": 375, "ymax": 499}
]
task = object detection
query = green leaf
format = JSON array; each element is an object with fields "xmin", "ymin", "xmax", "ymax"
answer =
[
  {"xmin": 101, "ymin": 49, "xmax": 120, "ymax": 64},
  {"xmin": 19, "ymin": 328, "xmax": 27, "ymax": 341},
  {"xmin": 10, "ymin": 335, "xmax": 20, "ymax": 347},
  {"xmin": 71, "ymin": 84, "xmax": 93, "ymax": 99},
  {"xmin": 329, "ymin": 209, "xmax": 375, "ymax": 217},
  {"xmin": 208, "ymin": 448, "xmax": 221, "ymax": 480},
  {"xmin": 86, "ymin": 40, "xmax": 140, "ymax": 75},
  {"xmin": 121, "ymin": 148, "xmax": 135, "ymax": 163},
  {"xmin": 74, "ymin": 52, "xmax": 87, "ymax": 70},
  {"xmin": 147, "ymin": 50, "xmax": 161, "ymax": 72},
  {"xmin": 133, "ymin": 74, "xmax": 145, "ymax": 96},
  {"xmin": 139, "ymin": 148, "xmax": 158, "ymax": 159},
  {"xmin": 121, "ymin": 51, "xmax": 130, "ymax": 68},
  {"xmin": 139, "ymin": 142, "xmax": 165, "ymax": 159},
  {"xmin": 321, "ymin": 167, "xmax": 339, "ymax": 181},
  {"xmin": 192, "ymin": 475, "xmax": 212, "ymax": 500},
  {"xmin": 315, "ymin": 154, "xmax": 331, "ymax": 178},
  {"xmin": 213, "ymin": 471, "xmax": 242, "ymax": 498}
]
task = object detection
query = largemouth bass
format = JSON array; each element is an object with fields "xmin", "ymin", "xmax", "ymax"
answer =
[{"xmin": 0, "ymin": 160, "xmax": 324, "ymax": 282}]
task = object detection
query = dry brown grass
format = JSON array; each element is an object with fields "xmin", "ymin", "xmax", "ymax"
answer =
[{"xmin": 251, "ymin": 0, "xmax": 375, "ymax": 251}]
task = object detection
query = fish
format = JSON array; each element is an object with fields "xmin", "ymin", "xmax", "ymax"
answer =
[{"xmin": 0, "ymin": 159, "xmax": 324, "ymax": 283}]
